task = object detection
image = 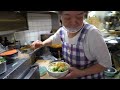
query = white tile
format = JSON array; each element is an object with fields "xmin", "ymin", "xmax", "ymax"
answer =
[
  {"xmin": 29, "ymin": 32, "xmax": 34, "ymax": 36},
  {"xmin": 25, "ymin": 32, "xmax": 30, "ymax": 37},
  {"xmin": 16, "ymin": 13, "xmax": 52, "ymax": 44},
  {"xmin": 29, "ymin": 37, "xmax": 36, "ymax": 41},
  {"xmin": 34, "ymin": 31, "xmax": 38, "ymax": 36},
  {"xmin": 20, "ymin": 39, "xmax": 26, "ymax": 45}
]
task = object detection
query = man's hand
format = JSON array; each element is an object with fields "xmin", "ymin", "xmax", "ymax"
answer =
[
  {"xmin": 31, "ymin": 40, "xmax": 44, "ymax": 50},
  {"xmin": 59, "ymin": 67, "xmax": 84, "ymax": 79},
  {"xmin": 59, "ymin": 63, "xmax": 106, "ymax": 79}
]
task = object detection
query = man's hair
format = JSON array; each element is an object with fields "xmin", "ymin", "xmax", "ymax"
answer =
[
  {"xmin": 58, "ymin": 11, "xmax": 89, "ymax": 19},
  {"xmin": 58, "ymin": 11, "xmax": 88, "ymax": 14}
]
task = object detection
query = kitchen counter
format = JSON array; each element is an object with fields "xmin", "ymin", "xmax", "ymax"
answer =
[
  {"xmin": 17, "ymin": 52, "xmax": 30, "ymax": 59},
  {"xmin": 0, "ymin": 57, "xmax": 31, "ymax": 79},
  {"xmin": 0, "ymin": 52, "xmax": 31, "ymax": 79},
  {"xmin": 36, "ymin": 60, "xmax": 56, "ymax": 79},
  {"xmin": 36, "ymin": 60, "xmax": 120, "ymax": 79}
]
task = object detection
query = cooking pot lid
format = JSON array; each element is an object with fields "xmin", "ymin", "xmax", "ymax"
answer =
[{"xmin": 0, "ymin": 49, "xmax": 17, "ymax": 56}]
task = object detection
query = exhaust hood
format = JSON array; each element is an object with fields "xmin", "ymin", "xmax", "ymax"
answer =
[{"xmin": 0, "ymin": 11, "xmax": 28, "ymax": 31}]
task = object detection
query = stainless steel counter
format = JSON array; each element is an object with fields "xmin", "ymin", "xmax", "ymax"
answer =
[
  {"xmin": 0, "ymin": 58, "xmax": 31, "ymax": 79},
  {"xmin": 0, "ymin": 52, "xmax": 40, "ymax": 79}
]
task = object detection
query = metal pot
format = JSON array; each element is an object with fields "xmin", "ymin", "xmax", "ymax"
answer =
[
  {"xmin": 3, "ymin": 52, "xmax": 18, "ymax": 64},
  {"xmin": 0, "ymin": 57, "xmax": 7, "ymax": 75},
  {"xmin": 48, "ymin": 46, "xmax": 62, "ymax": 58},
  {"xmin": 0, "ymin": 49, "xmax": 18, "ymax": 64}
]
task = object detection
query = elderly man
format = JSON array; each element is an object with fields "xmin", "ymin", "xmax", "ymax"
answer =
[{"xmin": 31, "ymin": 11, "xmax": 112, "ymax": 79}]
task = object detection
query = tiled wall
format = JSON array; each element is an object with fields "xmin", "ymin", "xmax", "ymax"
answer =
[{"xmin": 14, "ymin": 13, "xmax": 52, "ymax": 45}]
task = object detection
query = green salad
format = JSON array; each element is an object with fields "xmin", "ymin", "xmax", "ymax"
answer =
[
  {"xmin": 49, "ymin": 62, "xmax": 69, "ymax": 72},
  {"xmin": 0, "ymin": 57, "xmax": 6, "ymax": 64}
]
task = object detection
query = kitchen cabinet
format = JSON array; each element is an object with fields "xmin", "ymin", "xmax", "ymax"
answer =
[{"xmin": 0, "ymin": 11, "xmax": 28, "ymax": 33}]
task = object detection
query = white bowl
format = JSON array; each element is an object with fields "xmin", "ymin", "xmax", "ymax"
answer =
[{"xmin": 47, "ymin": 61, "xmax": 70, "ymax": 78}]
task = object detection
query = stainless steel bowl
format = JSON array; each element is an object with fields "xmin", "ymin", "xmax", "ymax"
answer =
[
  {"xmin": 0, "ymin": 57, "xmax": 7, "ymax": 75},
  {"xmin": 104, "ymin": 67, "xmax": 117, "ymax": 77}
]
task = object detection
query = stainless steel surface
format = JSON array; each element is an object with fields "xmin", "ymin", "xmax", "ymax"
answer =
[
  {"xmin": 0, "ymin": 60, "xmax": 7, "ymax": 75},
  {"xmin": 0, "ymin": 58, "xmax": 31, "ymax": 79},
  {"xmin": 23, "ymin": 65, "xmax": 40, "ymax": 79}
]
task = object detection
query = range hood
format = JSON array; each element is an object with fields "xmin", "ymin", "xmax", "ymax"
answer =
[
  {"xmin": 0, "ymin": 11, "xmax": 28, "ymax": 32},
  {"xmin": 0, "ymin": 30, "xmax": 17, "ymax": 35},
  {"xmin": 27, "ymin": 11, "xmax": 58, "ymax": 14}
]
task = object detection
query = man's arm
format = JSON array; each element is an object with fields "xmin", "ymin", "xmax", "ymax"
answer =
[
  {"xmin": 31, "ymin": 28, "xmax": 62, "ymax": 49},
  {"xmin": 62, "ymin": 63, "xmax": 106, "ymax": 79},
  {"xmin": 42, "ymin": 37, "xmax": 53, "ymax": 46},
  {"xmin": 31, "ymin": 37, "xmax": 53, "ymax": 49},
  {"xmin": 88, "ymin": 29, "xmax": 112, "ymax": 68},
  {"xmin": 79, "ymin": 63, "xmax": 106, "ymax": 77}
]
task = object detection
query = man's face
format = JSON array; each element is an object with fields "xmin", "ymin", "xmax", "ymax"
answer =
[{"xmin": 61, "ymin": 11, "xmax": 85, "ymax": 29}]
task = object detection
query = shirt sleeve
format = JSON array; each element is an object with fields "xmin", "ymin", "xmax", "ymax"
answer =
[
  {"xmin": 49, "ymin": 28, "xmax": 62, "ymax": 44},
  {"xmin": 87, "ymin": 29, "xmax": 112, "ymax": 68}
]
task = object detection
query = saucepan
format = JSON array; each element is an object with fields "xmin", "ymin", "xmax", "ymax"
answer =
[
  {"xmin": 48, "ymin": 44, "xmax": 62, "ymax": 59},
  {"xmin": 0, "ymin": 49, "xmax": 18, "ymax": 64}
]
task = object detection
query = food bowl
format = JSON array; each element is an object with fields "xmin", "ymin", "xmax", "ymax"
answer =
[
  {"xmin": 104, "ymin": 67, "xmax": 117, "ymax": 77},
  {"xmin": 47, "ymin": 61, "xmax": 70, "ymax": 78}
]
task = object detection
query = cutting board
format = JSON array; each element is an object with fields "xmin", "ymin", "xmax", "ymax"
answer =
[{"xmin": 36, "ymin": 60, "xmax": 56, "ymax": 79}]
